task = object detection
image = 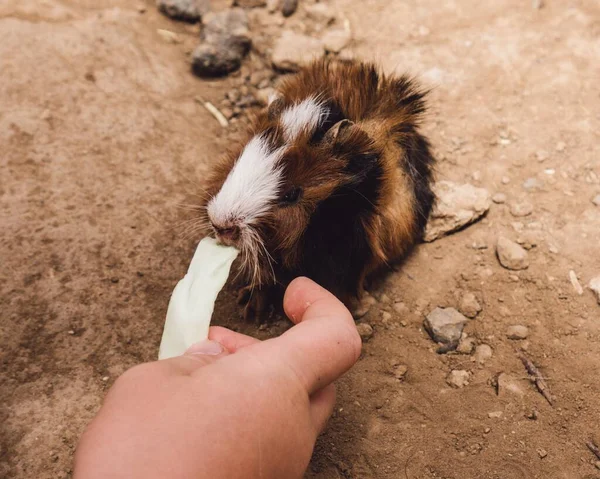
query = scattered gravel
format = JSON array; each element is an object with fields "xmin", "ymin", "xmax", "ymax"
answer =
[
  {"xmin": 157, "ymin": 0, "xmax": 209, "ymax": 22},
  {"xmin": 496, "ymin": 236, "xmax": 529, "ymax": 270},
  {"xmin": 424, "ymin": 181, "xmax": 491, "ymax": 242},
  {"xmin": 459, "ymin": 292, "xmax": 482, "ymax": 318},
  {"xmin": 271, "ymin": 30, "xmax": 323, "ymax": 71},
  {"xmin": 356, "ymin": 322, "xmax": 374, "ymax": 342},
  {"xmin": 191, "ymin": 8, "xmax": 251, "ymax": 77},
  {"xmin": 506, "ymin": 325, "xmax": 529, "ymax": 340},
  {"xmin": 424, "ymin": 307, "xmax": 469, "ymax": 348},
  {"xmin": 446, "ymin": 370, "xmax": 470, "ymax": 388}
]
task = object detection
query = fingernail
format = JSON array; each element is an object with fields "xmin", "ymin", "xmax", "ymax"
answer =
[{"xmin": 185, "ymin": 340, "xmax": 224, "ymax": 356}]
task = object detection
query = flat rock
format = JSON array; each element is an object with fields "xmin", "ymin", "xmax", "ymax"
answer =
[
  {"xmin": 447, "ymin": 370, "xmax": 470, "ymax": 388},
  {"xmin": 459, "ymin": 292, "xmax": 482, "ymax": 318},
  {"xmin": 497, "ymin": 372, "xmax": 524, "ymax": 397},
  {"xmin": 507, "ymin": 325, "xmax": 529, "ymax": 340},
  {"xmin": 474, "ymin": 344, "xmax": 493, "ymax": 363},
  {"xmin": 271, "ymin": 30, "xmax": 323, "ymax": 71},
  {"xmin": 322, "ymin": 28, "xmax": 351, "ymax": 53},
  {"xmin": 356, "ymin": 323, "xmax": 373, "ymax": 342},
  {"xmin": 589, "ymin": 276, "xmax": 600, "ymax": 304},
  {"xmin": 496, "ymin": 236, "xmax": 529, "ymax": 270},
  {"xmin": 157, "ymin": 0, "xmax": 209, "ymax": 22},
  {"xmin": 424, "ymin": 181, "xmax": 491, "ymax": 242},
  {"xmin": 191, "ymin": 8, "xmax": 251, "ymax": 77},
  {"xmin": 424, "ymin": 307, "xmax": 468, "ymax": 347}
]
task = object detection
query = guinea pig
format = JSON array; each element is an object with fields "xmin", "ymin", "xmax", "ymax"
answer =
[{"xmin": 201, "ymin": 59, "xmax": 436, "ymax": 320}]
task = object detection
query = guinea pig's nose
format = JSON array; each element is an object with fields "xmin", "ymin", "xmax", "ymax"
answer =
[{"xmin": 212, "ymin": 222, "xmax": 241, "ymax": 243}]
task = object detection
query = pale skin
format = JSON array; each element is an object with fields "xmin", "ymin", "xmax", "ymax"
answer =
[{"xmin": 73, "ymin": 277, "xmax": 362, "ymax": 479}]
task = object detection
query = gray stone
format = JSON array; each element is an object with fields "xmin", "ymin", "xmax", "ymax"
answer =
[
  {"xmin": 322, "ymin": 28, "xmax": 351, "ymax": 53},
  {"xmin": 510, "ymin": 201, "xmax": 533, "ymax": 217},
  {"xmin": 446, "ymin": 370, "xmax": 470, "ymax": 388},
  {"xmin": 424, "ymin": 307, "xmax": 469, "ymax": 346},
  {"xmin": 506, "ymin": 325, "xmax": 529, "ymax": 340},
  {"xmin": 191, "ymin": 8, "xmax": 251, "ymax": 77},
  {"xmin": 271, "ymin": 31, "xmax": 323, "ymax": 71},
  {"xmin": 474, "ymin": 344, "xmax": 493, "ymax": 363},
  {"xmin": 356, "ymin": 323, "xmax": 373, "ymax": 342},
  {"xmin": 589, "ymin": 276, "xmax": 600, "ymax": 304},
  {"xmin": 424, "ymin": 181, "xmax": 491, "ymax": 242},
  {"xmin": 157, "ymin": 0, "xmax": 209, "ymax": 22},
  {"xmin": 496, "ymin": 236, "xmax": 529, "ymax": 270},
  {"xmin": 459, "ymin": 292, "xmax": 482, "ymax": 318}
]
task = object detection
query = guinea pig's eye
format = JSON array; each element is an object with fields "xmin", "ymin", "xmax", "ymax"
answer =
[{"xmin": 280, "ymin": 187, "xmax": 302, "ymax": 205}]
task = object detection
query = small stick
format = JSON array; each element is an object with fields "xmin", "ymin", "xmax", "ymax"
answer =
[
  {"xmin": 586, "ymin": 439, "xmax": 600, "ymax": 460},
  {"xmin": 195, "ymin": 97, "xmax": 229, "ymax": 128},
  {"xmin": 516, "ymin": 349, "xmax": 554, "ymax": 406}
]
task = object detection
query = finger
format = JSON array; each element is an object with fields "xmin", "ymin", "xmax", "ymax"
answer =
[
  {"xmin": 259, "ymin": 277, "xmax": 362, "ymax": 394},
  {"xmin": 208, "ymin": 326, "xmax": 261, "ymax": 352},
  {"xmin": 309, "ymin": 384, "xmax": 336, "ymax": 435},
  {"xmin": 157, "ymin": 340, "xmax": 230, "ymax": 376}
]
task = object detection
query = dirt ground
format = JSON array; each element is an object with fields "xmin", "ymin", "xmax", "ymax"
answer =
[{"xmin": 1, "ymin": 0, "xmax": 600, "ymax": 478}]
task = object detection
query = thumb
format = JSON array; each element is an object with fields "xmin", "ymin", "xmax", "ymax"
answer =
[{"xmin": 160, "ymin": 340, "xmax": 230, "ymax": 376}]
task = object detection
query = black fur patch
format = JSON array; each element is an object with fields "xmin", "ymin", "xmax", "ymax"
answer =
[{"xmin": 309, "ymin": 100, "xmax": 346, "ymax": 144}]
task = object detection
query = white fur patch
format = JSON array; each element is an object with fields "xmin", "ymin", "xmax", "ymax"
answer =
[
  {"xmin": 280, "ymin": 96, "xmax": 327, "ymax": 142},
  {"xmin": 208, "ymin": 135, "xmax": 285, "ymax": 227}
]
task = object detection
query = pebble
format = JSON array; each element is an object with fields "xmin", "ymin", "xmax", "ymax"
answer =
[
  {"xmin": 393, "ymin": 364, "xmax": 408, "ymax": 380},
  {"xmin": 592, "ymin": 194, "xmax": 600, "ymax": 207},
  {"xmin": 537, "ymin": 448, "xmax": 548, "ymax": 459},
  {"xmin": 191, "ymin": 8, "xmax": 251, "ymax": 77},
  {"xmin": 595, "ymin": 461, "xmax": 600, "ymax": 471},
  {"xmin": 157, "ymin": 0, "xmax": 209, "ymax": 22},
  {"xmin": 535, "ymin": 150, "xmax": 549, "ymax": 162},
  {"xmin": 484, "ymin": 427, "xmax": 491, "ymax": 434},
  {"xmin": 446, "ymin": 370, "xmax": 470, "ymax": 388},
  {"xmin": 423, "ymin": 307, "xmax": 469, "ymax": 347},
  {"xmin": 102, "ymin": 376, "xmax": 109, "ymax": 382},
  {"xmin": 523, "ymin": 177, "xmax": 542, "ymax": 190},
  {"xmin": 510, "ymin": 201, "xmax": 533, "ymax": 217},
  {"xmin": 424, "ymin": 181, "xmax": 491, "ymax": 242},
  {"xmin": 271, "ymin": 30, "xmax": 323, "ymax": 71},
  {"xmin": 492, "ymin": 193, "xmax": 506, "ymax": 204},
  {"xmin": 110, "ymin": 277, "xmax": 120, "ymax": 283},
  {"xmin": 589, "ymin": 276, "xmax": 600, "ymax": 304},
  {"xmin": 502, "ymin": 176, "xmax": 510, "ymax": 184},
  {"xmin": 474, "ymin": 344, "xmax": 493, "ymax": 363},
  {"xmin": 304, "ymin": 3, "xmax": 336, "ymax": 24},
  {"xmin": 496, "ymin": 236, "xmax": 529, "ymax": 270},
  {"xmin": 459, "ymin": 292, "xmax": 482, "ymax": 318},
  {"xmin": 568, "ymin": 270, "xmax": 583, "ymax": 295},
  {"xmin": 488, "ymin": 411, "xmax": 503, "ymax": 418},
  {"xmin": 555, "ymin": 141, "xmax": 566, "ymax": 152},
  {"xmin": 381, "ymin": 311, "xmax": 392, "ymax": 322},
  {"xmin": 356, "ymin": 323, "xmax": 374, "ymax": 342},
  {"xmin": 322, "ymin": 28, "xmax": 351, "ymax": 53},
  {"xmin": 256, "ymin": 87, "xmax": 275, "ymax": 106},
  {"xmin": 281, "ymin": 0, "xmax": 298, "ymax": 17},
  {"xmin": 496, "ymin": 372, "xmax": 524, "ymax": 396},
  {"xmin": 353, "ymin": 292, "xmax": 377, "ymax": 318},
  {"xmin": 393, "ymin": 302, "xmax": 408, "ymax": 315},
  {"xmin": 506, "ymin": 325, "xmax": 529, "ymax": 340},
  {"xmin": 456, "ymin": 335, "xmax": 475, "ymax": 354}
]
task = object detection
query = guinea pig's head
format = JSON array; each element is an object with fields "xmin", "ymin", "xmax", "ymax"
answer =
[{"xmin": 206, "ymin": 95, "xmax": 381, "ymax": 286}]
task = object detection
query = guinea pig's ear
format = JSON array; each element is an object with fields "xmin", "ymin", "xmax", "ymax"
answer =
[
  {"xmin": 267, "ymin": 93, "xmax": 285, "ymax": 120},
  {"xmin": 323, "ymin": 119, "xmax": 354, "ymax": 144}
]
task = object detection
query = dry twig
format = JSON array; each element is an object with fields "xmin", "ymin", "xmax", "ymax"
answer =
[
  {"xmin": 516, "ymin": 349, "xmax": 554, "ymax": 406},
  {"xmin": 195, "ymin": 97, "xmax": 229, "ymax": 128},
  {"xmin": 586, "ymin": 439, "xmax": 600, "ymax": 460}
]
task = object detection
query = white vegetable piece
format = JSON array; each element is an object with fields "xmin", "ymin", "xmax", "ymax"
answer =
[{"xmin": 158, "ymin": 237, "xmax": 239, "ymax": 360}]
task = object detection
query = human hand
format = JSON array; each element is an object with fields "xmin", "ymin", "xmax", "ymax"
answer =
[{"xmin": 73, "ymin": 277, "xmax": 362, "ymax": 479}]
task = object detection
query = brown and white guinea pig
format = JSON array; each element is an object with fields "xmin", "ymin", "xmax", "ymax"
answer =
[{"xmin": 200, "ymin": 59, "xmax": 436, "ymax": 320}]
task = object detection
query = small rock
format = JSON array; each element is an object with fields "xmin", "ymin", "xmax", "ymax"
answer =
[
  {"xmin": 271, "ymin": 31, "xmax": 323, "ymax": 71},
  {"xmin": 446, "ymin": 370, "xmax": 470, "ymax": 388},
  {"xmin": 424, "ymin": 181, "xmax": 491, "ymax": 242},
  {"xmin": 102, "ymin": 376, "xmax": 109, "ymax": 382},
  {"xmin": 527, "ymin": 410, "xmax": 539, "ymax": 420},
  {"xmin": 496, "ymin": 372, "xmax": 524, "ymax": 396},
  {"xmin": 496, "ymin": 236, "xmax": 529, "ymax": 270},
  {"xmin": 266, "ymin": 0, "xmax": 280, "ymax": 13},
  {"xmin": 110, "ymin": 277, "xmax": 120, "ymax": 283},
  {"xmin": 379, "ymin": 293, "xmax": 392, "ymax": 304},
  {"xmin": 191, "ymin": 8, "xmax": 251, "ymax": 77},
  {"xmin": 157, "ymin": 28, "xmax": 181, "ymax": 43},
  {"xmin": 393, "ymin": 364, "xmax": 408, "ymax": 380},
  {"xmin": 523, "ymin": 177, "xmax": 542, "ymax": 190},
  {"xmin": 537, "ymin": 448, "xmax": 548, "ymax": 459},
  {"xmin": 555, "ymin": 141, "xmax": 566, "ymax": 152},
  {"xmin": 510, "ymin": 201, "xmax": 533, "ymax": 217},
  {"xmin": 232, "ymin": 0, "xmax": 266, "ymax": 7},
  {"xmin": 568, "ymin": 270, "xmax": 583, "ymax": 295},
  {"xmin": 352, "ymin": 292, "xmax": 377, "ymax": 318},
  {"xmin": 381, "ymin": 311, "xmax": 392, "ymax": 322},
  {"xmin": 492, "ymin": 193, "xmax": 506, "ymax": 204},
  {"xmin": 423, "ymin": 307, "xmax": 469, "ymax": 347},
  {"xmin": 281, "ymin": 0, "xmax": 298, "ymax": 17},
  {"xmin": 502, "ymin": 176, "xmax": 510, "ymax": 184},
  {"xmin": 535, "ymin": 150, "xmax": 549, "ymax": 162},
  {"xmin": 157, "ymin": 0, "xmax": 209, "ymax": 22},
  {"xmin": 356, "ymin": 323, "xmax": 373, "ymax": 342},
  {"xmin": 393, "ymin": 302, "xmax": 409, "ymax": 315},
  {"xmin": 256, "ymin": 87, "xmax": 276, "ymax": 106},
  {"xmin": 506, "ymin": 325, "xmax": 529, "ymax": 340},
  {"xmin": 488, "ymin": 411, "xmax": 503, "ymax": 418},
  {"xmin": 456, "ymin": 335, "xmax": 475, "ymax": 354},
  {"xmin": 589, "ymin": 276, "xmax": 600, "ymax": 304},
  {"xmin": 592, "ymin": 194, "xmax": 600, "ymax": 207},
  {"xmin": 68, "ymin": 330, "xmax": 75, "ymax": 335},
  {"xmin": 474, "ymin": 344, "xmax": 493, "ymax": 363},
  {"xmin": 484, "ymin": 427, "xmax": 491, "ymax": 434},
  {"xmin": 304, "ymin": 3, "xmax": 336, "ymax": 24},
  {"xmin": 459, "ymin": 292, "xmax": 482, "ymax": 318},
  {"xmin": 322, "ymin": 28, "xmax": 351, "ymax": 53}
]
